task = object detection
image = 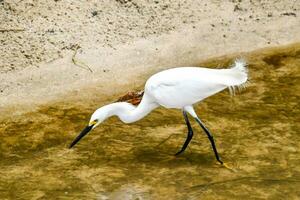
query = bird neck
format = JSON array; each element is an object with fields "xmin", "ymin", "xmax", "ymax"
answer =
[{"xmin": 104, "ymin": 95, "xmax": 158, "ymax": 124}]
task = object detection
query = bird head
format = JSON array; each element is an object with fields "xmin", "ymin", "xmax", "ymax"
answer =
[{"xmin": 69, "ymin": 107, "xmax": 108, "ymax": 148}]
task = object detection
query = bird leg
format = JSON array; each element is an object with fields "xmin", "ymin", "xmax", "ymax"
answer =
[
  {"xmin": 175, "ymin": 111, "xmax": 194, "ymax": 156},
  {"xmin": 194, "ymin": 117, "xmax": 224, "ymax": 165}
]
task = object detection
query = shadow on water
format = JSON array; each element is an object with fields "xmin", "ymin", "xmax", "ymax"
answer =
[{"xmin": 1, "ymin": 43, "xmax": 300, "ymax": 199}]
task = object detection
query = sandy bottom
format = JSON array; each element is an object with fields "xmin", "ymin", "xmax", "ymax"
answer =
[{"xmin": 0, "ymin": 44, "xmax": 300, "ymax": 199}]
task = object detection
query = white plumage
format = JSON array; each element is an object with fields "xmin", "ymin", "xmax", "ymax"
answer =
[
  {"xmin": 70, "ymin": 59, "xmax": 248, "ymax": 168},
  {"xmin": 145, "ymin": 59, "xmax": 248, "ymax": 109}
]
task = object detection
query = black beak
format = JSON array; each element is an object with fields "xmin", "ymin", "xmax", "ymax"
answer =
[{"xmin": 69, "ymin": 125, "xmax": 94, "ymax": 148}]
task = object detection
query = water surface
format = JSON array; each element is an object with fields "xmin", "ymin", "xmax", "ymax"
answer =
[{"xmin": 1, "ymin": 44, "xmax": 300, "ymax": 199}]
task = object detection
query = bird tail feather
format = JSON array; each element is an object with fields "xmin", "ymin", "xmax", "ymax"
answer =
[{"xmin": 226, "ymin": 59, "xmax": 248, "ymax": 96}]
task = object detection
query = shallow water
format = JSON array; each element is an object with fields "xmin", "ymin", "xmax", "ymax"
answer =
[{"xmin": 1, "ymin": 44, "xmax": 300, "ymax": 199}]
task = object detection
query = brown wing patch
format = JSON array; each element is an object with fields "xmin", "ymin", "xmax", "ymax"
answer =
[{"xmin": 116, "ymin": 90, "xmax": 144, "ymax": 105}]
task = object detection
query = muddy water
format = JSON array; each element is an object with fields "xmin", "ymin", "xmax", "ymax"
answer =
[{"xmin": 1, "ymin": 44, "xmax": 300, "ymax": 199}]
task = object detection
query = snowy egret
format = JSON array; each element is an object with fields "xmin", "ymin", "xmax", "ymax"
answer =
[{"xmin": 69, "ymin": 60, "xmax": 248, "ymax": 166}]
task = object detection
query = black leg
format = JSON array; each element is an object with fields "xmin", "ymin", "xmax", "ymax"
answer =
[
  {"xmin": 175, "ymin": 111, "xmax": 194, "ymax": 155},
  {"xmin": 195, "ymin": 117, "xmax": 223, "ymax": 164}
]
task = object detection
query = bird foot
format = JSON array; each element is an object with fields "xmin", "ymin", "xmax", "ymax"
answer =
[
  {"xmin": 216, "ymin": 161, "xmax": 234, "ymax": 171},
  {"xmin": 158, "ymin": 152, "xmax": 188, "ymax": 163},
  {"xmin": 160, "ymin": 155, "xmax": 181, "ymax": 162},
  {"xmin": 174, "ymin": 150, "xmax": 184, "ymax": 156}
]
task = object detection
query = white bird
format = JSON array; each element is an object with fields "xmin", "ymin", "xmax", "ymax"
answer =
[{"xmin": 70, "ymin": 59, "xmax": 248, "ymax": 167}]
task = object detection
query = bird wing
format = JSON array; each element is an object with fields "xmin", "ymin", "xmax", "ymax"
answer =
[
  {"xmin": 144, "ymin": 63, "xmax": 248, "ymax": 108},
  {"xmin": 145, "ymin": 67, "xmax": 227, "ymax": 108},
  {"xmin": 151, "ymin": 80, "xmax": 199, "ymax": 108},
  {"xmin": 146, "ymin": 77, "xmax": 222, "ymax": 108}
]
